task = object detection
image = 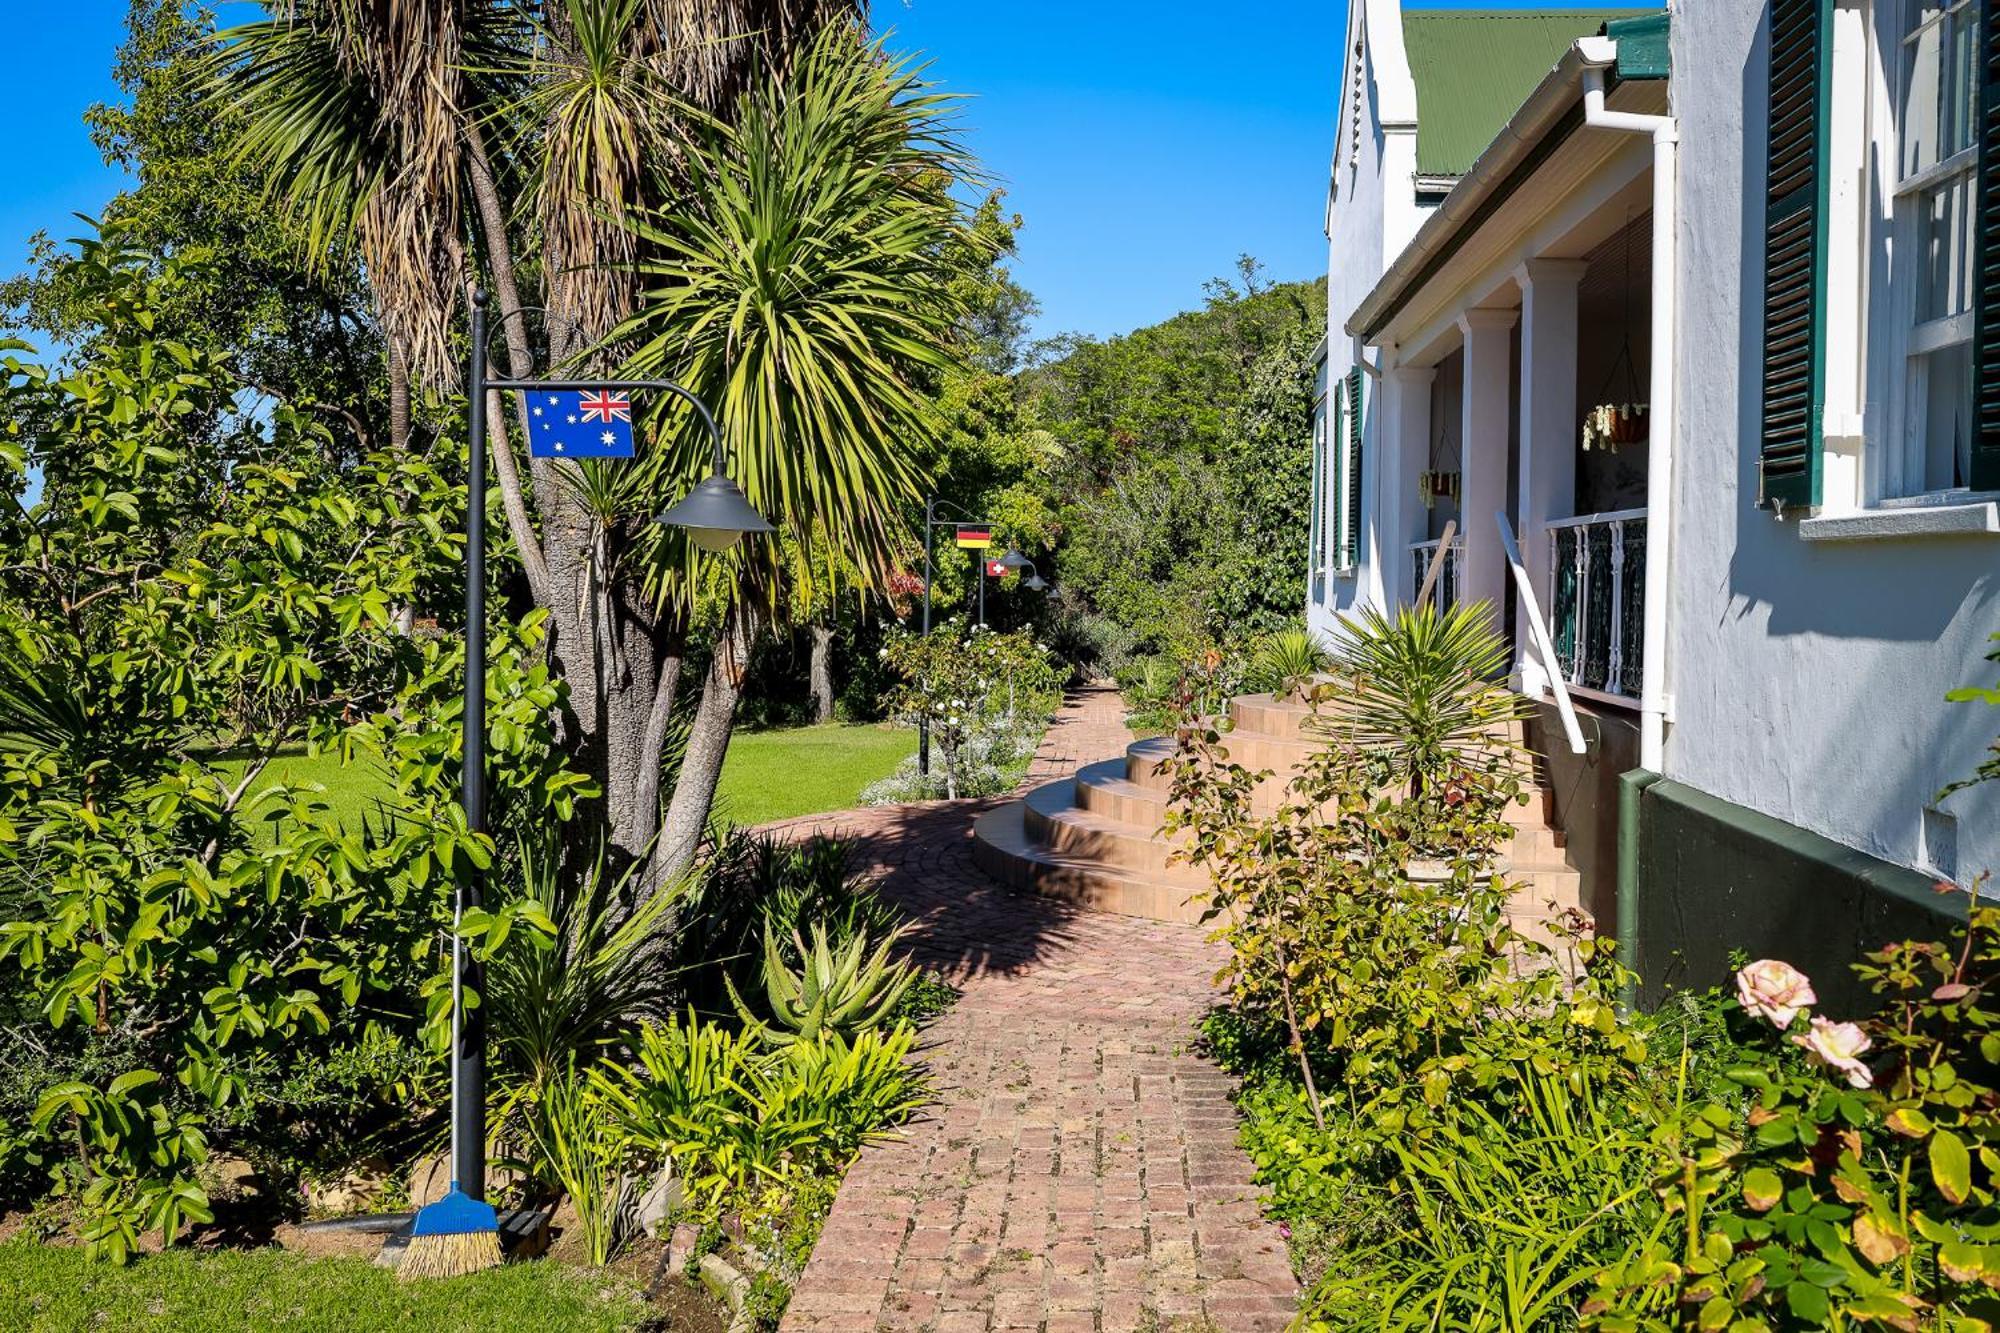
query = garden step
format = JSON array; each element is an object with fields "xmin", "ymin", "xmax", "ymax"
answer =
[
  {"xmin": 1022, "ymin": 779, "xmax": 1203, "ymax": 880},
  {"xmin": 970, "ymin": 799, "xmax": 1215, "ymax": 924},
  {"xmin": 1072, "ymin": 757, "xmax": 1170, "ymax": 829},
  {"xmin": 1227, "ymin": 692, "xmax": 1533, "ymax": 747}
]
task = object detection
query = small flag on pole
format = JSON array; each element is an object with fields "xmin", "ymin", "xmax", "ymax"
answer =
[
  {"xmin": 527, "ymin": 390, "xmax": 636, "ymax": 459},
  {"xmin": 955, "ymin": 525, "xmax": 993, "ymax": 549},
  {"xmin": 985, "ymin": 558, "xmax": 1007, "ymax": 578}
]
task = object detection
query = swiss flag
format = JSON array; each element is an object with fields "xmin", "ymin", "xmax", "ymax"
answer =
[{"xmin": 986, "ymin": 559, "xmax": 1006, "ymax": 578}]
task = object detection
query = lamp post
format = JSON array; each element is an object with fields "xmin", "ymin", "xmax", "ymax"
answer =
[
  {"xmin": 458, "ymin": 290, "xmax": 767, "ymax": 1206},
  {"xmin": 914, "ymin": 505, "xmax": 1047, "ymax": 776}
]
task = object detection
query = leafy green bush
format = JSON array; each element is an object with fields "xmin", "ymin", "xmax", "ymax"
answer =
[
  {"xmin": 675, "ymin": 829, "xmax": 894, "ymax": 1020},
  {"xmin": 874, "ymin": 619, "xmax": 1061, "ymax": 800},
  {"xmin": 525, "ymin": 1066, "xmax": 633, "ymax": 1267},
  {"xmin": 592, "ymin": 1014, "xmax": 924, "ymax": 1221}
]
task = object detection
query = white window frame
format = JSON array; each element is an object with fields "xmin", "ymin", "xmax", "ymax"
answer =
[
  {"xmin": 1833, "ymin": 0, "xmax": 1996, "ymax": 516},
  {"xmin": 1309, "ymin": 390, "xmax": 1330, "ymax": 602}
]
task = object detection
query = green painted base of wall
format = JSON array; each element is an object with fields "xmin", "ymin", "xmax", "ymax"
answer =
[{"xmin": 1631, "ymin": 779, "xmax": 1953, "ymax": 1012}]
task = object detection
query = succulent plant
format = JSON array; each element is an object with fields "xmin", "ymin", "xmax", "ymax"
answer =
[{"xmin": 726, "ymin": 919, "xmax": 916, "ymax": 1047}]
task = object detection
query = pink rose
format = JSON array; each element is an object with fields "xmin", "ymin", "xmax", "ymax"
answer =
[
  {"xmin": 1792, "ymin": 1017, "xmax": 1874, "ymax": 1089},
  {"xmin": 1735, "ymin": 959, "xmax": 1817, "ymax": 1029}
]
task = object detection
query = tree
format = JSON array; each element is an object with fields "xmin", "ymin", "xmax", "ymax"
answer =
[
  {"xmin": 211, "ymin": 5, "xmax": 988, "ymax": 891},
  {"xmin": 2, "ymin": 2, "xmax": 385, "ymax": 453}
]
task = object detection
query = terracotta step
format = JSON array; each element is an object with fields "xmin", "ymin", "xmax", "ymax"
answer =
[
  {"xmin": 971, "ymin": 800, "xmax": 1215, "ymax": 925},
  {"xmin": 1073, "ymin": 758, "xmax": 1171, "ymax": 828},
  {"xmin": 1227, "ymin": 693, "xmax": 1532, "ymax": 748},
  {"xmin": 1021, "ymin": 780, "xmax": 1203, "ymax": 881}
]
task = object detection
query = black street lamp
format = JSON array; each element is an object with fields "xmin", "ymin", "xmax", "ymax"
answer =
[{"xmin": 457, "ymin": 290, "xmax": 768, "ymax": 1210}]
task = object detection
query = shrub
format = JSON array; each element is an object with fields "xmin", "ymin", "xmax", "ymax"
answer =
[
  {"xmin": 592, "ymin": 1014, "xmax": 924, "ymax": 1221},
  {"xmin": 1244, "ymin": 625, "xmax": 1331, "ymax": 699},
  {"xmin": 875, "ymin": 620, "xmax": 1061, "ymax": 799},
  {"xmin": 726, "ymin": 922, "xmax": 916, "ymax": 1047}
]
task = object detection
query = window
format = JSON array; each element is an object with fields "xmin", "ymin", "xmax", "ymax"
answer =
[
  {"xmin": 1757, "ymin": 0, "xmax": 2000, "ymax": 512},
  {"xmin": 1886, "ymin": 0, "xmax": 1979, "ymax": 495},
  {"xmin": 1309, "ymin": 398, "xmax": 1329, "ymax": 601}
]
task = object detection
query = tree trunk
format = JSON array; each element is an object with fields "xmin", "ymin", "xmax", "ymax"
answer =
[
  {"xmin": 653, "ymin": 607, "xmax": 756, "ymax": 891},
  {"xmin": 809, "ymin": 623, "xmax": 835, "ymax": 724}
]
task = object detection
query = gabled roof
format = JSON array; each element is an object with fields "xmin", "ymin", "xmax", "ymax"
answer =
[{"xmin": 1401, "ymin": 8, "xmax": 1652, "ymax": 179}]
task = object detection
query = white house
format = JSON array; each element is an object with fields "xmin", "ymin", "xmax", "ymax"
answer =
[{"xmin": 1316, "ymin": 0, "xmax": 2000, "ymax": 1001}]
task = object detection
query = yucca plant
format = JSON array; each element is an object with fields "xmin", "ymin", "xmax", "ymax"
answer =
[
  {"xmin": 1315, "ymin": 600, "xmax": 1528, "ymax": 791},
  {"xmin": 726, "ymin": 921, "xmax": 915, "ymax": 1047},
  {"xmin": 1246, "ymin": 626, "xmax": 1332, "ymax": 699}
]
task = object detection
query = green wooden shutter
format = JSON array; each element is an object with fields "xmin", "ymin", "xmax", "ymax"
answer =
[
  {"xmin": 1757, "ymin": 0, "xmax": 1833, "ymax": 511},
  {"xmin": 1975, "ymin": 0, "xmax": 2000, "ymax": 490},
  {"xmin": 1340, "ymin": 367, "xmax": 1365, "ymax": 566}
]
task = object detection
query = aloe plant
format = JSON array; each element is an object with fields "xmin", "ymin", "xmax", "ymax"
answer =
[{"xmin": 727, "ymin": 921, "xmax": 916, "ymax": 1047}]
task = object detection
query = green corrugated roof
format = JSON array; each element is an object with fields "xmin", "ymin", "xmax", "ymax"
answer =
[{"xmin": 1401, "ymin": 8, "xmax": 1654, "ymax": 179}]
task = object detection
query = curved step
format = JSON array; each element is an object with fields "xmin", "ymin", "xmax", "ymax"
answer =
[
  {"xmin": 1021, "ymin": 779, "xmax": 1202, "ymax": 880},
  {"xmin": 971, "ymin": 800, "xmax": 1216, "ymax": 925},
  {"xmin": 1073, "ymin": 757, "xmax": 1170, "ymax": 827}
]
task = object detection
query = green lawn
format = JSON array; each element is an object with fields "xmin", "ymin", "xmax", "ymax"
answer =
[
  {"xmin": 0, "ymin": 1242, "xmax": 651, "ymax": 1333},
  {"xmin": 210, "ymin": 722, "xmax": 913, "ymax": 836},
  {"xmin": 714, "ymin": 722, "xmax": 916, "ymax": 827}
]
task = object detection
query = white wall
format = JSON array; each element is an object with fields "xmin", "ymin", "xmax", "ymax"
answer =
[
  {"xmin": 1312, "ymin": 0, "xmax": 1434, "ymax": 640},
  {"xmin": 1668, "ymin": 0, "xmax": 2000, "ymax": 883}
]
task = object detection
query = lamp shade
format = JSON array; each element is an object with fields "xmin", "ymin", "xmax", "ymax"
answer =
[
  {"xmin": 657, "ymin": 472, "xmax": 774, "ymax": 552},
  {"xmin": 996, "ymin": 547, "xmax": 1033, "ymax": 572},
  {"xmin": 1022, "ymin": 571, "xmax": 1048, "ymax": 591}
]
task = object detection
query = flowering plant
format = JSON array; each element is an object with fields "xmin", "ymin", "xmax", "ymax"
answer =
[
  {"xmin": 875, "ymin": 620, "xmax": 1060, "ymax": 799},
  {"xmin": 1585, "ymin": 875, "xmax": 2000, "ymax": 1328}
]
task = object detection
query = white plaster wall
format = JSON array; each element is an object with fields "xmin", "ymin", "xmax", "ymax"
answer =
[
  {"xmin": 1668, "ymin": 0, "xmax": 2000, "ymax": 883},
  {"xmin": 1312, "ymin": 0, "xmax": 1436, "ymax": 639}
]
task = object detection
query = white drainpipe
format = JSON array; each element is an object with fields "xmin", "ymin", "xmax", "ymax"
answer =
[{"xmin": 1576, "ymin": 38, "xmax": 1676, "ymax": 772}]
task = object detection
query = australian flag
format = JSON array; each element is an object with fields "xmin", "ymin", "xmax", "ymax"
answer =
[{"xmin": 527, "ymin": 390, "xmax": 636, "ymax": 459}]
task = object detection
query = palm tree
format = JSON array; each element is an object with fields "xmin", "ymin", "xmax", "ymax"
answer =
[{"xmin": 209, "ymin": 3, "xmax": 982, "ymax": 892}]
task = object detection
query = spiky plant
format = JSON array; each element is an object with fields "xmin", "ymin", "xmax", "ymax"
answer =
[
  {"xmin": 726, "ymin": 921, "xmax": 915, "ymax": 1047},
  {"xmin": 1314, "ymin": 600, "xmax": 1529, "ymax": 792},
  {"xmin": 1246, "ymin": 626, "xmax": 1332, "ymax": 699}
]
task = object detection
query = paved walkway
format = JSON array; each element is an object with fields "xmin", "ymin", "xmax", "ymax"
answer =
[{"xmin": 770, "ymin": 686, "xmax": 1298, "ymax": 1332}]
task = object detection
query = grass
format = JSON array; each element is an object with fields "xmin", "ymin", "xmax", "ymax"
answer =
[
  {"xmin": 0, "ymin": 1241, "xmax": 652, "ymax": 1333},
  {"xmin": 205, "ymin": 720, "xmax": 915, "ymax": 837},
  {"xmin": 714, "ymin": 721, "xmax": 916, "ymax": 827},
  {"xmin": 208, "ymin": 746, "xmax": 395, "ymax": 837}
]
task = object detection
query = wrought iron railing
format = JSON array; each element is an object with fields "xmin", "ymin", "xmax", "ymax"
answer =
[
  {"xmin": 1546, "ymin": 508, "xmax": 1646, "ymax": 702},
  {"xmin": 1409, "ymin": 536, "xmax": 1464, "ymax": 612}
]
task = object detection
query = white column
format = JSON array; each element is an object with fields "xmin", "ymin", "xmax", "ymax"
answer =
[
  {"xmin": 1513, "ymin": 261, "xmax": 1587, "ymax": 691},
  {"xmin": 1457, "ymin": 308, "xmax": 1518, "ymax": 619},
  {"xmin": 1382, "ymin": 361, "xmax": 1434, "ymax": 604}
]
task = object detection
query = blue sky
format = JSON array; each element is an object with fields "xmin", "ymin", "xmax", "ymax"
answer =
[{"xmin": 9, "ymin": 1, "xmax": 1343, "ymax": 342}]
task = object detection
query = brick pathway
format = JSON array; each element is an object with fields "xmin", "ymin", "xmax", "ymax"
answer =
[{"xmin": 768, "ymin": 686, "xmax": 1299, "ymax": 1332}]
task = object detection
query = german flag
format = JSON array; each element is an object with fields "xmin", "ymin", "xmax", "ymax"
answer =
[{"xmin": 954, "ymin": 525, "xmax": 993, "ymax": 550}]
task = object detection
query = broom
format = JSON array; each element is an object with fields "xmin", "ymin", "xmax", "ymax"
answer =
[
  {"xmin": 400, "ymin": 915, "xmax": 502, "ymax": 1278},
  {"xmin": 402, "ymin": 300, "xmax": 502, "ymax": 1279}
]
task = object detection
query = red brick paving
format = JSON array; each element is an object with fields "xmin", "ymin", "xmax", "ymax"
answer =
[{"xmin": 765, "ymin": 686, "xmax": 1298, "ymax": 1332}]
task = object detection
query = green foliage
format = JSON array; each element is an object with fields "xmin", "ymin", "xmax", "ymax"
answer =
[
  {"xmin": 1583, "ymin": 879, "xmax": 2000, "ymax": 1329},
  {"xmin": 619, "ymin": 27, "xmax": 979, "ymax": 617},
  {"xmin": 1942, "ymin": 629, "xmax": 2000, "ymax": 799},
  {"xmin": 1023, "ymin": 269, "xmax": 1326, "ymax": 660},
  {"xmin": 593, "ymin": 1014, "xmax": 925, "ymax": 1220},
  {"xmin": 525, "ymin": 1065, "xmax": 633, "ymax": 1267},
  {"xmin": 1245, "ymin": 625, "xmax": 1331, "ymax": 699},
  {"xmin": 875, "ymin": 619, "xmax": 1061, "ymax": 799},
  {"xmin": 676, "ymin": 829, "xmax": 897, "ymax": 1021},
  {"xmin": 727, "ymin": 922, "xmax": 917, "ymax": 1048},
  {"xmin": 1318, "ymin": 601, "xmax": 1527, "ymax": 783}
]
